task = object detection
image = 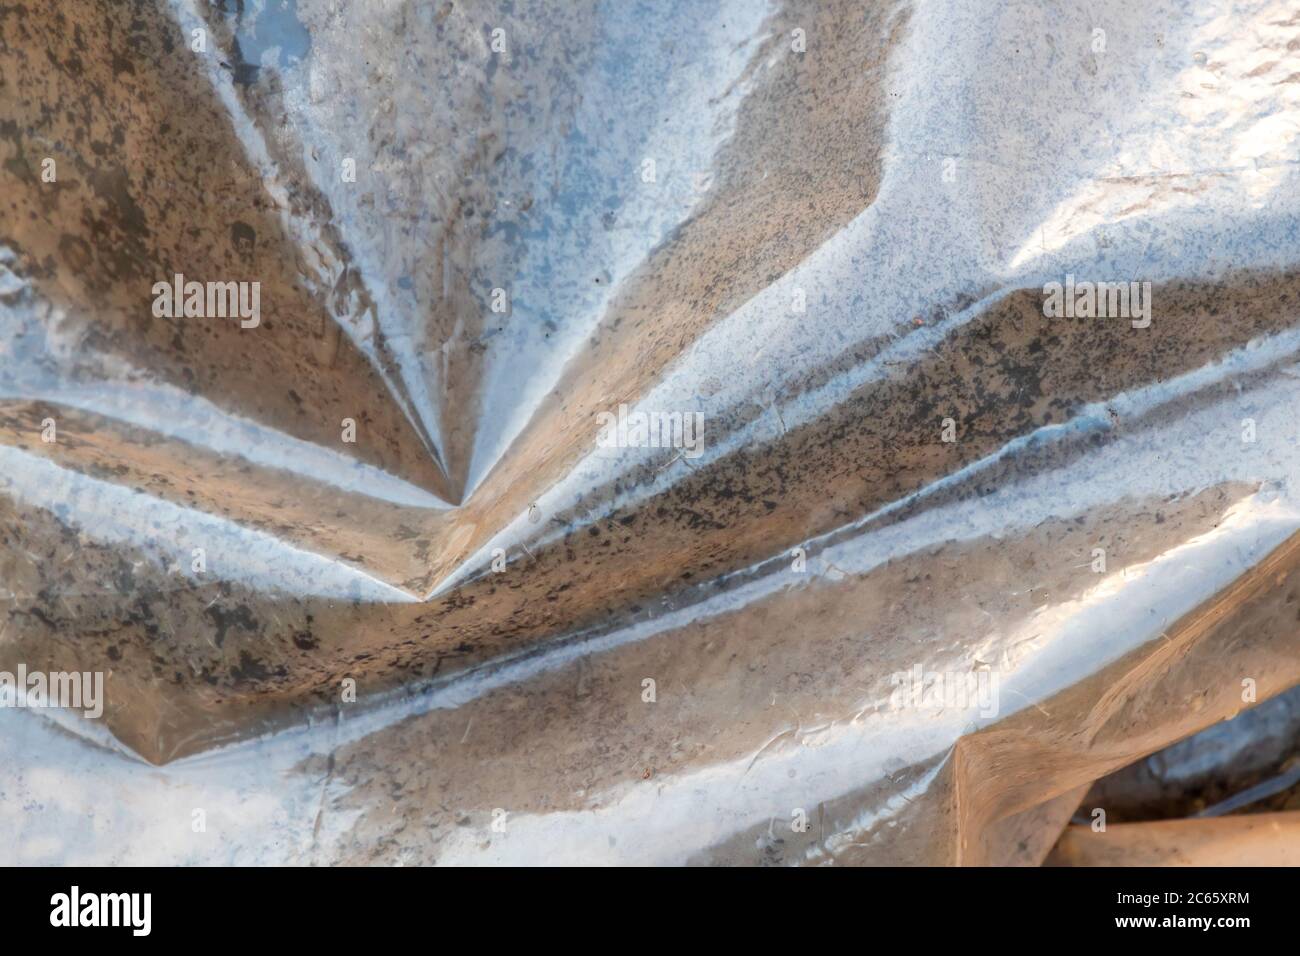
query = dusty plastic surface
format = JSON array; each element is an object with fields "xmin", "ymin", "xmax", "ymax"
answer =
[
  {"xmin": 2, "ymin": 0, "xmax": 1300, "ymax": 864},
  {"xmin": 1081, "ymin": 684, "xmax": 1300, "ymax": 821},
  {"xmin": 1048, "ymin": 813, "xmax": 1300, "ymax": 866}
]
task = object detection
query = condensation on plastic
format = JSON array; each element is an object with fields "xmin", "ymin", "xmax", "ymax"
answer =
[{"xmin": 2, "ymin": 0, "xmax": 1300, "ymax": 864}]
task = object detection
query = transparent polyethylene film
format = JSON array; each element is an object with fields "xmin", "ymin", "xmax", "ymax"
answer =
[{"xmin": 1, "ymin": 0, "xmax": 1299, "ymax": 864}]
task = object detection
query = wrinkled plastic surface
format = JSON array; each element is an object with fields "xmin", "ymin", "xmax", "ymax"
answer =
[
  {"xmin": 1082, "ymin": 684, "xmax": 1300, "ymax": 821},
  {"xmin": 3, "ymin": 0, "xmax": 1300, "ymax": 864}
]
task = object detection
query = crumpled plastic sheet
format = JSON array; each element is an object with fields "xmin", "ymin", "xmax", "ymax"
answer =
[
  {"xmin": 1081, "ymin": 683, "xmax": 1300, "ymax": 822},
  {"xmin": 2, "ymin": 0, "xmax": 1300, "ymax": 865},
  {"xmin": 1047, "ymin": 685, "xmax": 1300, "ymax": 864}
]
